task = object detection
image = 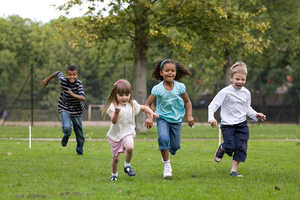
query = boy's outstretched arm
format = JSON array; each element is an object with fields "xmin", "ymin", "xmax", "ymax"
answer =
[{"xmin": 40, "ymin": 71, "xmax": 59, "ymax": 88}]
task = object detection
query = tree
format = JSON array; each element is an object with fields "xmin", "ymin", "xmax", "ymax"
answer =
[
  {"xmin": 54, "ymin": 0, "xmax": 270, "ymax": 132},
  {"xmin": 239, "ymin": 0, "xmax": 300, "ymax": 118}
]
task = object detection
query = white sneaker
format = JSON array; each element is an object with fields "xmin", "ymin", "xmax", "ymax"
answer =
[
  {"xmin": 163, "ymin": 163, "xmax": 172, "ymax": 178},
  {"xmin": 161, "ymin": 158, "xmax": 172, "ymax": 173}
]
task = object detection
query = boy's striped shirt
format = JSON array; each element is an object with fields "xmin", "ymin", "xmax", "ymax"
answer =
[{"xmin": 57, "ymin": 71, "xmax": 85, "ymax": 116}]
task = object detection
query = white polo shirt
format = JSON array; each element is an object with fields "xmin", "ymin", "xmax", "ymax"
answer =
[{"xmin": 208, "ymin": 85, "xmax": 258, "ymax": 125}]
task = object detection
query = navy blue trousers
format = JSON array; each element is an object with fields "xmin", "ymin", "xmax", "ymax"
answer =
[{"xmin": 220, "ymin": 120, "xmax": 249, "ymax": 162}]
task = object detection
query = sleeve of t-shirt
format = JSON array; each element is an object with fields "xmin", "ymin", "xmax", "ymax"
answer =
[
  {"xmin": 132, "ymin": 100, "xmax": 141, "ymax": 115},
  {"xmin": 151, "ymin": 84, "xmax": 159, "ymax": 97},
  {"xmin": 77, "ymin": 80, "xmax": 85, "ymax": 97},
  {"xmin": 106, "ymin": 103, "xmax": 115, "ymax": 117},
  {"xmin": 56, "ymin": 71, "xmax": 64, "ymax": 83},
  {"xmin": 179, "ymin": 82, "xmax": 186, "ymax": 95}
]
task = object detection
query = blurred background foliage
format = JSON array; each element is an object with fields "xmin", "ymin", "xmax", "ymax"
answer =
[{"xmin": 1, "ymin": 0, "xmax": 300, "ymax": 124}]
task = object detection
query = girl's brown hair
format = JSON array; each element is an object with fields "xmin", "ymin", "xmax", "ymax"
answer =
[
  {"xmin": 151, "ymin": 59, "xmax": 191, "ymax": 81},
  {"xmin": 102, "ymin": 79, "xmax": 134, "ymax": 115}
]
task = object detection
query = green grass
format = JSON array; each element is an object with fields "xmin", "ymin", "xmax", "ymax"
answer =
[
  {"xmin": 0, "ymin": 125, "xmax": 300, "ymax": 199},
  {"xmin": 1, "ymin": 124, "xmax": 300, "ymax": 140}
]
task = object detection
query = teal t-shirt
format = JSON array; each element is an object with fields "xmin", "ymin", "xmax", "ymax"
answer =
[{"xmin": 151, "ymin": 80, "xmax": 186, "ymax": 123}]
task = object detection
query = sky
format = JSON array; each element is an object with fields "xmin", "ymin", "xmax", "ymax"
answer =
[{"xmin": 0, "ymin": 0, "xmax": 105, "ymax": 23}]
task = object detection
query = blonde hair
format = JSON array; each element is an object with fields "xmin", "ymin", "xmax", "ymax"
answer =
[
  {"xmin": 102, "ymin": 79, "xmax": 134, "ymax": 115},
  {"xmin": 230, "ymin": 61, "xmax": 248, "ymax": 77}
]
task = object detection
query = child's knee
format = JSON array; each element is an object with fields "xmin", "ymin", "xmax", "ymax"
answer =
[
  {"xmin": 170, "ymin": 143, "xmax": 180, "ymax": 155},
  {"xmin": 62, "ymin": 126, "xmax": 72, "ymax": 134},
  {"xmin": 237, "ymin": 143, "xmax": 247, "ymax": 153},
  {"xmin": 112, "ymin": 156, "xmax": 120, "ymax": 163},
  {"xmin": 224, "ymin": 145, "xmax": 235, "ymax": 156},
  {"xmin": 125, "ymin": 144, "xmax": 134, "ymax": 153}
]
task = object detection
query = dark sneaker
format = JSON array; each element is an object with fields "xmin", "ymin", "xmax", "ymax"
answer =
[
  {"xmin": 77, "ymin": 153, "xmax": 83, "ymax": 155},
  {"xmin": 61, "ymin": 135, "xmax": 69, "ymax": 147},
  {"xmin": 124, "ymin": 166, "xmax": 136, "ymax": 176},
  {"xmin": 214, "ymin": 142, "xmax": 224, "ymax": 162},
  {"xmin": 230, "ymin": 171, "xmax": 244, "ymax": 177},
  {"xmin": 110, "ymin": 176, "xmax": 118, "ymax": 181}
]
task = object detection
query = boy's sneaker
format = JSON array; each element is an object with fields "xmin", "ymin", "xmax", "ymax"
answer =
[
  {"xmin": 230, "ymin": 171, "xmax": 244, "ymax": 177},
  {"xmin": 214, "ymin": 142, "xmax": 224, "ymax": 162},
  {"xmin": 110, "ymin": 176, "xmax": 118, "ymax": 181},
  {"xmin": 61, "ymin": 136, "xmax": 69, "ymax": 147},
  {"xmin": 163, "ymin": 163, "xmax": 172, "ymax": 178},
  {"xmin": 124, "ymin": 166, "xmax": 136, "ymax": 176}
]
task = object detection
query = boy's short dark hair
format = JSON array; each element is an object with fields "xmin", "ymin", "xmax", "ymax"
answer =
[{"xmin": 67, "ymin": 65, "xmax": 78, "ymax": 72}]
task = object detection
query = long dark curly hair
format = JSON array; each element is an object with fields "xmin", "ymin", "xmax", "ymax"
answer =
[{"xmin": 151, "ymin": 59, "xmax": 191, "ymax": 81}]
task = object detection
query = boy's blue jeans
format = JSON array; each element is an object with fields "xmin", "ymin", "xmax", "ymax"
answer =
[
  {"xmin": 220, "ymin": 120, "xmax": 249, "ymax": 162},
  {"xmin": 61, "ymin": 111, "xmax": 85, "ymax": 154},
  {"xmin": 156, "ymin": 117, "xmax": 182, "ymax": 155}
]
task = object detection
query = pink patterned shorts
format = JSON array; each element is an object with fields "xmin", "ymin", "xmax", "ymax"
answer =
[{"xmin": 108, "ymin": 134, "xmax": 134, "ymax": 157}]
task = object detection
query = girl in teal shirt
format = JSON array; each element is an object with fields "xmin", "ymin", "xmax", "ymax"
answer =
[{"xmin": 145, "ymin": 59, "xmax": 194, "ymax": 178}]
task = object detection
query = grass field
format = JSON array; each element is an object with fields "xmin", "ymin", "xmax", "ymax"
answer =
[
  {"xmin": 0, "ymin": 125, "xmax": 300, "ymax": 200},
  {"xmin": 1, "ymin": 124, "xmax": 300, "ymax": 140}
]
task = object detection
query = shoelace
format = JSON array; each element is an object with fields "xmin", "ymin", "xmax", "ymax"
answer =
[{"xmin": 164, "ymin": 164, "xmax": 171, "ymax": 173}]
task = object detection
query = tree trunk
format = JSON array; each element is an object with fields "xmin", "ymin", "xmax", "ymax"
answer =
[
  {"xmin": 133, "ymin": 11, "xmax": 148, "ymax": 133},
  {"xmin": 224, "ymin": 48, "xmax": 233, "ymax": 87}
]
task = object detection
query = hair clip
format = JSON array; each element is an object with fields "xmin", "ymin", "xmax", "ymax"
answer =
[{"xmin": 114, "ymin": 79, "xmax": 124, "ymax": 86}]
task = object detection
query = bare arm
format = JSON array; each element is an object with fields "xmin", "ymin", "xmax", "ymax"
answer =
[
  {"xmin": 140, "ymin": 105, "xmax": 159, "ymax": 118},
  {"xmin": 144, "ymin": 94, "xmax": 156, "ymax": 129},
  {"xmin": 111, "ymin": 105, "xmax": 121, "ymax": 124},
  {"xmin": 40, "ymin": 71, "xmax": 59, "ymax": 88},
  {"xmin": 181, "ymin": 91, "xmax": 194, "ymax": 127},
  {"xmin": 67, "ymin": 89, "xmax": 86, "ymax": 102}
]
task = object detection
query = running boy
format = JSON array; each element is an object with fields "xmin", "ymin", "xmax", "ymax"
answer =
[
  {"xmin": 40, "ymin": 65, "xmax": 86, "ymax": 155},
  {"xmin": 208, "ymin": 61, "xmax": 266, "ymax": 177}
]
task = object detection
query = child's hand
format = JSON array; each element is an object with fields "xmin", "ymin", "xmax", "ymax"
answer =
[
  {"xmin": 209, "ymin": 119, "xmax": 217, "ymax": 128},
  {"xmin": 256, "ymin": 113, "xmax": 266, "ymax": 121},
  {"xmin": 114, "ymin": 105, "xmax": 121, "ymax": 114},
  {"xmin": 187, "ymin": 116, "xmax": 194, "ymax": 127},
  {"xmin": 67, "ymin": 89, "xmax": 74, "ymax": 96},
  {"xmin": 40, "ymin": 79, "xmax": 49, "ymax": 88},
  {"xmin": 145, "ymin": 118, "xmax": 154, "ymax": 129},
  {"xmin": 153, "ymin": 113, "xmax": 159, "ymax": 118}
]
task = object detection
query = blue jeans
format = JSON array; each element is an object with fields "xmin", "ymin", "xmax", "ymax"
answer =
[
  {"xmin": 61, "ymin": 111, "xmax": 85, "ymax": 154},
  {"xmin": 157, "ymin": 117, "xmax": 182, "ymax": 155},
  {"xmin": 220, "ymin": 120, "xmax": 249, "ymax": 162}
]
